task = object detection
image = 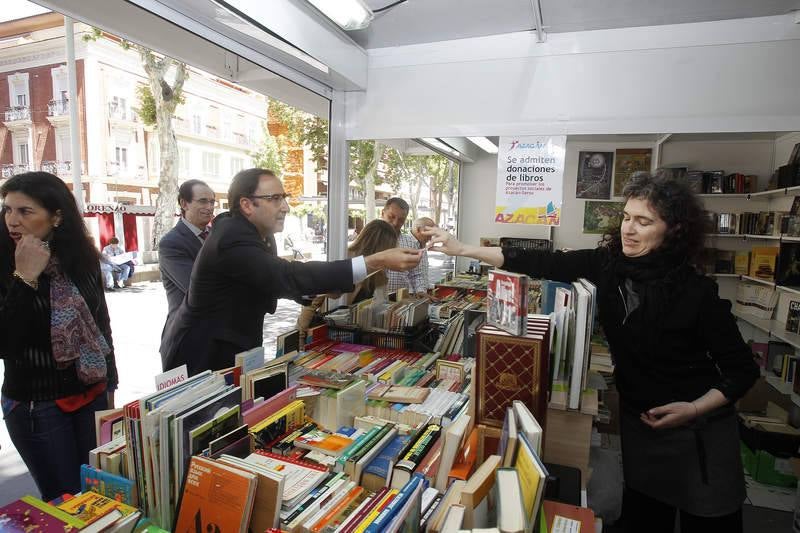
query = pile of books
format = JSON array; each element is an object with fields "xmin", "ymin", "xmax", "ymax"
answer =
[{"xmin": 1, "ymin": 267, "xmax": 607, "ymax": 533}]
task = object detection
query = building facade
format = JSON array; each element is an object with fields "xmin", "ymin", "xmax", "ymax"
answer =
[{"xmin": 0, "ymin": 13, "xmax": 267, "ymax": 252}]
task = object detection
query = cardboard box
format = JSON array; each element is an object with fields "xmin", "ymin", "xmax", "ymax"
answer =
[{"xmin": 741, "ymin": 442, "xmax": 797, "ymax": 487}]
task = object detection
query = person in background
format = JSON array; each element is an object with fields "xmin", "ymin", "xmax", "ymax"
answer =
[
  {"xmin": 160, "ymin": 168, "xmax": 422, "ymax": 375},
  {"xmin": 0, "ymin": 172, "xmax": 118, "ymax": 501},
  {"xmin": 158, "ymin": 179, "xmax": 215, "ymax": 335},
  {"xmin": 381, "ymin": 196, "xmax": 425, "ymax": 296},
  {"xmin": 99, "ymin": 252, "xmax": 126, "ymax": 291},
  {"xmin": 296, "ymin": 219, "xmax": 399, "ymax": 342},
  {"xmin": 424, "ymin": 173, "xmax": 758, "ymax": 533},
  {"xmin": 100, "ymin": 237, "xmax": 131, "ymax": 289}
]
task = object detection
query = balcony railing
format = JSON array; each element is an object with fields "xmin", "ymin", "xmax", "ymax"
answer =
[
  {"xmin": 4, "ymin": 106, "xmax": 30, "ymax": 122},
  {"xmin": 41, "ymin": 160, "xmax": 71, "ymax": 176},
  {"xmin": 1, "ymin": 163, "xmax": 31, "ymax": 178},
  {"xmin": 108, "ymin": 103, "xmax": 137, "ymax": 122},
  {"xmin": 47, "ymin": 98, "xmax": 69, "ymax": 117},
  {"xmin": 107, "ymin": 161, "xmax": 124, "ymax": 176}
]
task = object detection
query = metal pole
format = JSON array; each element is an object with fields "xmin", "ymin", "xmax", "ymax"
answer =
[
  {"xmin": 65, "ymin": 16, "xmax": 85, "ymax": 212},
  {"xmin": 327, "ymin": 90, "xmax": 348, "ymax": 261}
]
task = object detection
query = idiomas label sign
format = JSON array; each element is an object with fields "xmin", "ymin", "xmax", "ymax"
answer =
[{"xmin": 496, "ymin": 135, "xmax": 566, "ymax": 225}]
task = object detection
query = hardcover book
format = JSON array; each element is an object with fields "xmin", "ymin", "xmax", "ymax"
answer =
[
  {"xmin": 476, "ymin": 321, "xmax": 550, "ymax": 430},
  {"xmin": 786, "ymin": 301, "xmax": 800, "ymax": 334},
  {"xmin": 487, "ymin": 269, "xmax": 529, "ymax": 336}
]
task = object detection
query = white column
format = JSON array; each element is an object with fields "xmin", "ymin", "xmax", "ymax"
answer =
[
  {"xmin": 327, "ymin": 91, "xmax": 348, "ymax": 261},
  {"xmin": 65, "ymin": 16, "xmax": 85, "ymax": 212}
]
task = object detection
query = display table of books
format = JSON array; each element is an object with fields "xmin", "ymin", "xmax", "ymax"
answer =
[{"xmin": 0, "ymin": 272, "xmax": 604, "ymax": 533}]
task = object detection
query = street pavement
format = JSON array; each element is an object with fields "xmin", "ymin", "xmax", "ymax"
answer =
[{"xmin": 0, "ymin": 251, "xmax": 453, "ymax": 502}]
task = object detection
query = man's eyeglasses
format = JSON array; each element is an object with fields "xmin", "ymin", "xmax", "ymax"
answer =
[
  {"xmin": 193, "ymin": 198, "xmax": 216, "ymax": 206},
  {"xmin": 249, "ymin": 193, "xmax": 291, "ymax": 203}
]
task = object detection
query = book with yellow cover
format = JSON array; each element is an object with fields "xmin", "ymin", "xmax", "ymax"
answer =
[
  {"xmin": 513, "ymin": 432, "xmax": 548, "ymax": 530},
  {"xmin": 750, "ymin": 246, "xmax": 779, "ymax": 280},
  {"xmin": 249, "ymin": 399, "xmax": 305, "ymax": 448},
  {"xmin": 352, "ymin": 489, "xmax": 398, "ymax": 533},
  {"xmin": 56, "ymin": 491, "xmax": 137, "ymax": 524}
]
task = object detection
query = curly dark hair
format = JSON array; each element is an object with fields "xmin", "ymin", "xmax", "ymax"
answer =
[
  {"xmin": 602, "ymin": 172, "xmax": 706, "ymax": 263},
  {"xmin": 0, "ymin": 172, "xmax": 100, "ymax": 281}
]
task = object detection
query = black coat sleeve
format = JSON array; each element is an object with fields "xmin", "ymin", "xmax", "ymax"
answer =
[
  {"xmin": 501, "ymin": 247, "xmax": 605, "ymax": 284},
  {"xmin": 698, "ymin": 278, "xmax": 759, "ymax": 402},
  {"xmin": 220, "ymin": 238, "xmax": 355, "ymax": 299},
  {"xmin": 0, "ymin": 277, "xmax": 38, "ymax": 358}
]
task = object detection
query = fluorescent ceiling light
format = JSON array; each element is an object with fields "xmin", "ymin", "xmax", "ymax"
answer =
[
  {"xmin": 306, "ymin": 0, "xmax": 374, "ymax": 31},
  {"xmin": 213, "ymin": 1, "xmax": 329, "ymax": 73},
  {"xmin": 467, "ymin": 136, "xmax": 498, "ymax": 154},
  {"xmin": 421, "ymin": 137, "xmax": 460, "ymax": 158}
]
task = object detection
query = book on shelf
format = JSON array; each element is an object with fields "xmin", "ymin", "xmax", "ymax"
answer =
[
  {"xmin": 487, "ymin": 269, "xmax": 529, "ymax": 336},
  {"xmin": 460, "ymin": 454, "xmax": 502, "ymax": 529},
  {"xmin": 244, "ymin": 450, "xmax": 328, "ymax": 510},
  {"xmin": 435, "ymin": 413, "xmax": 472, "ymax": 491},
  {"xmin": 513, "ymin": 432, "xmax": 549, "ymax": 532},
  {"xmin": 786, "ymin": 301, "xmax": 800, "ymax": 334},
  {"xmin": 57, "ymin": 490, "xmax": 139, "ymax": 533},
  {"xmin": 391, "ymin": 423, "xmax": 443, "ymax": 490},
  {"xmin": 749, "ymin": 246, "xmax": 779, "ymax": 281},
  {"xmin": 476, "ymin": 319, "xmax": 550, "ymax": 430},
  {"xmin": 173, "ymin": 456, "xmax": 257, "ymax": 533},
  {"xmin": 217, "ymin": 454, "xmax": 285, "ymax": 532},
  {"xmin": 777, "ymin": 242, "xmax": 800, "ymax": 288},
  {"xmin": 540, "ymin": 500, "xmax": 595, "ymax": 533},
  {"xmin": 496, "ymin": 468, "xmax": 526, "ymax": 533},
  {"xmin": 80, "ymin": 464, "xmax": 137, "ymax": 506}
]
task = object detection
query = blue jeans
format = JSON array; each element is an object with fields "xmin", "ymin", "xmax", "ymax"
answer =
[{"xmin": 4, "ymin": 394, "xmax": 108, "ymax": 501}]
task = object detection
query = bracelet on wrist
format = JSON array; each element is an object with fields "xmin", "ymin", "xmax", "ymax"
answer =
[{"xmin": 12, "ymin": 270, "xmax": 38, "ymax": 290}]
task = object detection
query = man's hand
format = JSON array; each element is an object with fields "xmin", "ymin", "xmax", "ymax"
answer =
[
  {"xmin": 365, "ymin": 248, "xmax": 422, "ymax": 272},
  {"xmin": 14, "ymin": 235, "xmax": 51, "ymax": 280},
  {"xmin": 640, "ymin": 401, "xmax": 697, "ymax": 430},
  {"xmin": 421, "ymin": 227, "xmax": 464, "ymax": 256}
]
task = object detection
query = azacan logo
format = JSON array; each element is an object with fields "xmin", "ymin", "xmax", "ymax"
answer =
[{"xmin": 509, "ymin": 140, "xmax": 546, "ymax": 150}]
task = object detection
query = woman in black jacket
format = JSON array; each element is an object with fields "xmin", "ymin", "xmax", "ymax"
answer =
[
  {"xmin": 0, "ymin": 172, "xmax": 118, "ymax": 501},
  {"xmin": 425, "ymin": 173, "xmax": 759, "ymax": 533}
]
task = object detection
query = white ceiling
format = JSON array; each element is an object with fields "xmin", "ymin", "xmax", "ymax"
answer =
[{"xmin": 351, "ymin": 0, "xmax": 800, "ymax": 49}]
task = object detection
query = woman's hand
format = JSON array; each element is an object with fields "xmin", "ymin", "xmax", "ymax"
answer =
[
  {"xmin": 14, "ymin": 235, "xmax": 51, "ymax": 280},
  {"xmin": 422, "ymin": 227, "xmax": 465, "ymax": 256},
  {"xmin": 640, "ymin": 401, "xmax": 698, "ymax": 430}
]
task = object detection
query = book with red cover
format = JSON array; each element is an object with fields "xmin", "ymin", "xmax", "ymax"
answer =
[
  {"xmin": 541, "ymin": 500, "xmax": 595, "ymax": 532},
  {"xmin": 0, "ymin": 496, "xmax": 84, "ymax": 532},
  {"xmin": 476, "ymin": 321, "xmax": 550, "ymax": 430},
  {"xmin": 487, "ymin": 269, "xmax": 529, "ymax": 335}
]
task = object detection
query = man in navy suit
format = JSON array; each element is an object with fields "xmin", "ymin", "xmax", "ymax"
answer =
[
  {"xmin": 160, "ymin": 168, "xmax": 422, "ymax": 375},
  {"xmin": 158, "ymin": 179, "xmax": 215, "ymax": 336}
]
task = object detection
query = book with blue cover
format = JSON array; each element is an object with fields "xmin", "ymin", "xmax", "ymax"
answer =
[{"xmin": 360, "ymin": 433, "xmax": 411, "ymax": 492}]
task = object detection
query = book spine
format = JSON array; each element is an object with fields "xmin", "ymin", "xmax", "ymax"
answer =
[
  {"xmin": 347, "ymin": 424, "xmax": 393, "ymax": 466},
  {"xmin": 364, "ymin": 475, "xmax": 422, "ymax": 533},
  {"xmin": 395, "ymin": 425, "xmax": 442, "ymax": 471},
  {"xmin": 336, "ymin": 425, "xmax": 381, "ymax": 466}
]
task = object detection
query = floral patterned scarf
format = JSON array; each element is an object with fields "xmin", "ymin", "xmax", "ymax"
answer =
[{"xmin": 45, "ymin": 257, "xmax": 109, "ymax": 384}]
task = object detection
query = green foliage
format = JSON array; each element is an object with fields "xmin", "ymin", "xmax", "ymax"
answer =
[
  {"xmin": 301, "ymin": 116, "xmax": 329, "ymax": 172},
  {"xmin": 135, "ymin": 85, "xmax": 157, "ymax": 126},
  {"xmin": 251, "ymin": 128, "xmax": 285, "ymax": 178},
  {"xmin": 269, "ymin": 98, "xmax": 305, "ymax": 144},
  {"xmin": 293, "ymin": 203, "xmax": 327, "ymax": 221}
]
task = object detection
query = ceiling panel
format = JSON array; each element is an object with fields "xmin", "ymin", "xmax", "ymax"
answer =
[
  {"xmin": 349, "ymin": 0, "xmax": 800, "ymax": 49},
  {"xmin": 540, "ymin": 0, "xmax": 800, "ymax": 33},
  {"xmin": 351, "ymin": 0, "xmax": 535, "ymax": 49}
]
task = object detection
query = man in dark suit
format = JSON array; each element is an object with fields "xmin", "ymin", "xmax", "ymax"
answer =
[
  {"xmin": 158, "ymin": 179, "xmax": 215, "ymax": 335},
  {"xmin": 160, "ymin": 168, "xmax": 422, "ymax": 375}
]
